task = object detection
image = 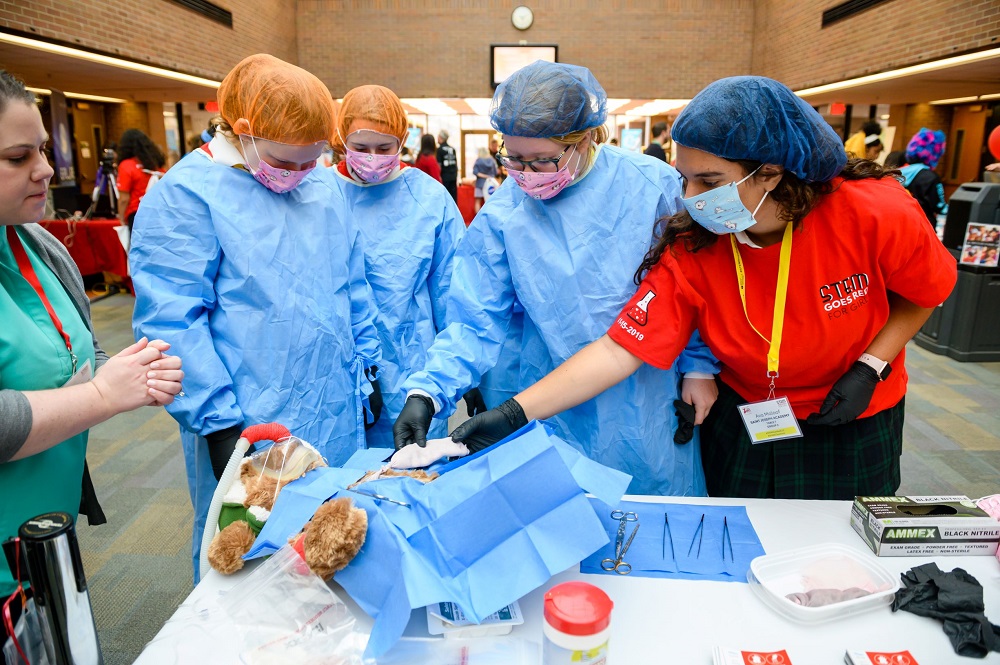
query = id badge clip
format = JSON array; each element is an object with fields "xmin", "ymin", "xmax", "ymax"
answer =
[
  {"xmin": 62, "ymin": 358, "xmax": 93, "ymax": 388},
  {"xmin": 738, "ymin": 393, "xmax": 803, "ymax": 444}
]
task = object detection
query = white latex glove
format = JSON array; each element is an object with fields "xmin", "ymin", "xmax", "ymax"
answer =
[{"xmin": 389, "ymin": 437, "xmax": 470, "ymax": 469}]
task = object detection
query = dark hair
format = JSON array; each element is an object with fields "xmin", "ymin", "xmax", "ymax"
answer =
[
  {"xmin": 884, "ymin": 150, "xmax": 907, "ymax": 169},
  {"xmin": 634, "ymin": 158, "xmax": 900, "ymax": 284},
  {"xmin": 860, "ymin": 120, "xmax": 882, "ymax": 137},
  {"xmin": 419, "ymin": 133, "xmax": 436, "ymax": 157},
  {"xmin": 0, "ymin": 70, "xmax": 36, "ymax": 114},
  {"xmin": 652, "ymin": 121, "xmax": 668, "ymax": 137},
  {"xmin": 118, "ymin": 128, "xmax": 165, "ymax": 170}
]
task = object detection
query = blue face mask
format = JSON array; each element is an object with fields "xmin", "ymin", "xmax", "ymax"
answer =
[{"xmin": 681, "ymin": 165, "xmax": 768, "ymax": 235}]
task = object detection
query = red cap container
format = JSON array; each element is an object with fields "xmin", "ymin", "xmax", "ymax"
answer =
[{"xmin": 543, "ymin": 581, "xmax": 614, "ymax": 636}]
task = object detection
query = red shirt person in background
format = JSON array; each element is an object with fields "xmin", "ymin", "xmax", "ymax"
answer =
[
  {"xmin": 116, "ymin": 129, "xmax": 166, "ymax": 229},
  {"xmin": 413, "ymin": 133, "xmax": 442, "ymax": 182}
]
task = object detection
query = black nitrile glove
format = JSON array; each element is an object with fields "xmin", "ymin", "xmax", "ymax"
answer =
[
  {"xmin": 206, "ymin": 424, "xmax": 243, "ymax": 481},
  {"xmin": 806, "ymin": 361, "xmax": 879, "ymax": 427},
  {"xmin": 463, "ymin": 387, "xmax": 487, "ymax": 417},
  {"xmin": 364, "ymin": 367, "xmax": 383, "ymax": 431},
  {"xmin": 892, "ymin": 562, "xmax": 1000, "ymax": 657},
  {"xmin": 449, "ymin": 398, "xmax": 528, "ymax": 453},
  {"xmin": 393, "ymin": 395, "xmax": 434, "ymax": 450},
  {"xmin": 673, "ymin": 399, "xmax": 695, "ymax": 444}
]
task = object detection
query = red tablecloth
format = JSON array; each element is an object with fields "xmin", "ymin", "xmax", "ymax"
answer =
[
  {"xmin": 457, "ymin": 184, "xmax": 476, "ymax": 226},
  {"xmin": 38, "ymin": 218, "xmax": 129, "ymax": 279}
]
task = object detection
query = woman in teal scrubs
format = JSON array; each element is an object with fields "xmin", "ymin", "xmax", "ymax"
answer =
[{"xmin": 0, "ymin": 70, "xmax": 184, "ymax": 622}]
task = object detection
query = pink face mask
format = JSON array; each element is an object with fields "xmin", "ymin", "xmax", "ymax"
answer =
[
  {"xmin": 344, "ymin": 148, "xmax": 400, "ymax": 184},
  {"xmin": 240, "ymin": 135, "xmax": 316, "ymax": 194},
  {"xmin": 511, "ymin": 145, "xmax": 580, "ymax": 200}
]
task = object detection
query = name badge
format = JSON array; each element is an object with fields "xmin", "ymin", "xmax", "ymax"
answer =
[
  {"xmin": 62, "ymin": 359, "xmax": 93, "ymax": 388},
  {"xmin": 737, "ymin": 397, "xmax": 803, "ymax": 443}
]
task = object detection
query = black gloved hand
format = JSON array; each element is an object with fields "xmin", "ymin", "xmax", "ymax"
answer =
[
  {"xmin": 393, "ymin": 395, "xmax": 434, "ymax": 450},
  {"xmin": 463, "ymin": 387, "xmax": 488, "ymax": 417},
  {"xmin": 206, "ymin": 424, "xmax": 243, "ymax": 481},
  {"xmin": 364, "ymin": 366, "xmax": 383, "ymax": 431},
  {"xmin": 449, "ymin": 398, "xmax": 528, "ymax": 453},
  {"xmin": 806, "ymin": 361, "xmax": 879, "ymax": 427},
  {"xmin": 673, "ymin": 399, "xmax": 695, "ymax": 444}
]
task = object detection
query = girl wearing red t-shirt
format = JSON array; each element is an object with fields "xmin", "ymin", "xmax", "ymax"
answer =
[
  {"xmin": 116, "ymin": 128, "xmax": 165, "ymax": 229},
  {"xmin": 412, "ymin": 133, "xmax": 442, "ymax": 182},
  {"xmin": 449, "ymin": 76, "xmax": 957, "ymax": 500}
]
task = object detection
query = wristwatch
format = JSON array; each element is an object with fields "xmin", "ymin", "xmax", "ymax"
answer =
[{"xmin": 858, "ymin": 353, "xmax": 892, "ymax": 381}]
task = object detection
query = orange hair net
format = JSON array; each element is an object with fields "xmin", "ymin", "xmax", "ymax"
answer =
[
  {"xmin": 219, "ymin": 54, "xmax": 335, "ymax": 145},
  {"xmin": 331, "ymin": 84, "xmax": 408, "ymax": 154}
]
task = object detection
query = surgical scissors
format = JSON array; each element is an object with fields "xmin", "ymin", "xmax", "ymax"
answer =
[
  {"xmin": 610, "ymin": 510, "xmax": 638, "ymax": 522},
  {"xmin": 602, "ymin": 511, "xmax": 640, "ymax": 575}
]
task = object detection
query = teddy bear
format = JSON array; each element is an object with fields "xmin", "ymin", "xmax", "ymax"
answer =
[{"xmin": 206, "ymin": 423, "xmax": 436, "ymax": 581}]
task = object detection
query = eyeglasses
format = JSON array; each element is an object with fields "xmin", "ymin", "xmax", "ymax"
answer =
[{"xmin": 497, "ymin": 142, "xmax": 568, "ymax": 173}]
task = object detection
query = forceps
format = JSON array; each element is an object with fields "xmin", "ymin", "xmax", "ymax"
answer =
[
  {"xmin": 345, "ymin": 487, "xmax": 411, "ymax": 507},
  {"xmin": 601, "ymin": 510, "xmax": 640, "ymax": 575}
]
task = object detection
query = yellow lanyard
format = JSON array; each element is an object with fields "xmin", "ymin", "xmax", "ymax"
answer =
[{"xmin": 730, "ymin": 223, "xmax": 793, "ymax": 398}]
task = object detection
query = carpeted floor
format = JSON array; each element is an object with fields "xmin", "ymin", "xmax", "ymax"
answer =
[
  {"xmin": 75, "ymin": 293, "xmax": 1000, "ymax": 664},
  {"xmin": 75, "ymin": 294, "xmax": 193, "ymax": 665}
]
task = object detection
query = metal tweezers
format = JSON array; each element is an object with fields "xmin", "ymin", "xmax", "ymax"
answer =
[
  {"xmin": 345, "ymin": 487, "xmax": 410, "ymax": 507},
  {"xmin": 722, "ymin": 515, "xmax": 734, "ymax": 562},
  {"xmin": 687, "ymin": 513, "xmax": 705, "ymax": 558},
  {"xmin": 662, "ymin": 512, "xmax": 675, "ymax": 562}
]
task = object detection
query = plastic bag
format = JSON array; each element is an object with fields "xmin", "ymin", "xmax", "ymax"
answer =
[
  {"xmin": 3, "ymin": 598, "xmax": 52, "ymax": 665},
  {"xmin": 374, "ymin": 636, "xmax": 541, "ymax": 664},
  {"xmin": 976, "ymin": 494, "xmax": 1000, "ymax": 565},
  {"xmin": 219, "ymin": 545, "xmax": 369, "ymax": 665},
  {"xmin": 244, "ymin": 436, "xmax": 325, "ymax": 484},
  {"xmin": 137, "ymin": 602, "xmax": 237, "ymax": 664},
  {"xmin": 482, "ymin": 177, "xmax": 500, "ymax": 201}
]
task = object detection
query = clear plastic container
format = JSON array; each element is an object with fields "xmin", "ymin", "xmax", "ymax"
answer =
[{"xmin": 747, "ymin": 543, "xmax": 899, "ymax": 624}]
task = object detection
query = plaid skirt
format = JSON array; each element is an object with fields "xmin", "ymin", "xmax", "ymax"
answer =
[{"xmin": 701, "ymin": 379, "xmax": 904, "ymax": 500}]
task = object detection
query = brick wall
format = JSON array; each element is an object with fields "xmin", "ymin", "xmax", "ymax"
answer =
[
  {"xmin": 106, "ymin": 102, "xmax": 150, "ymax": 145},
  {"xmin": 4, "ymin": 1, "xmax": 996, "ymax": 98},
  {"xmin": 752, "ymin": 0, "xmax": 1000, "ymax": 90},
  {"xmin": 903, "ymin": 104, "xmax": 954, "ymax": 147},
  {"xmin": 104, "ymin": 101, "xmax": 170, "ymax": 168},
  {"xmin": 900, "ymin": 103, "xmax": 954, "ymax": 177},
  {"xmin": 297, "ymin": 0, "xmax": 756, "ymax": 99},
  {"xmin": 0, "ymin": 0, "xmax": 297, "ymax": 81}
]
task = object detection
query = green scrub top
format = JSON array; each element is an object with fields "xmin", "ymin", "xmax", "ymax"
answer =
[{"xmin": 0, "ymin": 226, "xmax": 96, "ymax": 596}]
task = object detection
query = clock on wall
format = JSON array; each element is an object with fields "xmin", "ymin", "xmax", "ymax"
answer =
[{"xmin": 511, "ymin": 5, "xmax": 534, "ymax": 30}]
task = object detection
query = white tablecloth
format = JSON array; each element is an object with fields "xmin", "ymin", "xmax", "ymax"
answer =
[{"xmin": 134, "ymin": 496, "xmax": 1000, "ymax": 664}]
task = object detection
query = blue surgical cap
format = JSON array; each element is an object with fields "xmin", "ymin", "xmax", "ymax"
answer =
[
  {"xmin": 672, "ymin": 76, "xmax": 847, "ymax": 183},
  {"xmin": 490, "ymin": 61, "xmax": 607, "ymax": 138}
]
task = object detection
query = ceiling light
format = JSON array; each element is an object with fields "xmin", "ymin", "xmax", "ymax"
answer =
[
  {"xmin": 400, "ymin": 98, "xmax": 458, "ymax": 116},
  {"xmin": 929, "ymin": 96, "xmax": 979, "ymax": 105},
  {"xmin": 605, "ymin": 99, "xmax": 632, "ymax": 114},
  {"xmin": 624, "ymin": 99, "xmax": 690, "ymax": 117},
  {"xmin": 1, "ymin": 32, "xmax": 221, "ymax": 88},
  {"xmin": 795, "ymin": 47, "xmax": 1000, "ymax": 98},
  {"xmin": 463, "ymin": 98, "xmax": 492, "ymax": 116},
  {"xmin": 879, "ymin": 114, "xmax": 890, "ymax": 120},
  {"xmin": 929, "ymin": 93, "xmax": 1000, "ymax": 104},
  {"xmin": 26, "ymin": 86, "xmax": 127, "ymax": 104}
]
